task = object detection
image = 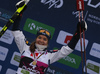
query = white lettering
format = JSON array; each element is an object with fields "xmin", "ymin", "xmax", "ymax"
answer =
[
  {"xmin": 22, "ymin": 65, "xmax": 40, "ymax": 73},
  {"xmin": 36, "ymin": 26, "xmax": 42, "ymax": 31},
  {"xmin": 79, "ymin": 1, "xmax": 82, "ymax": 10},
  {"xmin": 41, "ymin": 0, "xmax": 63, "ymax": 9},
  {"xmin": 87, "ymin": 14, "xmax": 100, "ymax": 25},
  {"xmin": 88, "ymin": 14, "xmax": 100, "ymax": 21},
  {"xmin": 63, "ymin": 56, "xmax": 76, "ymax": 64},
  {"xmin": 28, "ymin": 23, "xmax": 36, "ymax": 30},
  {"xmin": 84, "ymin": 0, "xmax": 100, "ymax": 8},
  {"xmin": 47, "ymin": 67, "xmax": 55, "ymax": 74},
  {"xmin": 72, "ymin": 11, "xmax": 82, "ymax": 18}
]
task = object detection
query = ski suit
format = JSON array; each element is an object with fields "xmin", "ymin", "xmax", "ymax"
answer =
[{"xmin": 12, "ymin": 30, "xmax": 73, "ymax": 74}]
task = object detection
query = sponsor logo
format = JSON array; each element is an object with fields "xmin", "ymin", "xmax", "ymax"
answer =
[
  {"xmin": 58, "ymin": 53, "xmax": 81, "ymax": 69},
  {"xmin": 10, "ymin": 52, "xmax": 21, "ymax": 66},
  {"xmin": 21, "ymin": 69, "xmax": 30, "ymax": 74},
  {"xmin": 0, "ymin": 8, "xmax": 13, "ymax": 22},
  {"xmin": 23, "ymin": 18, "xmax": 55, "ymax": 39},
  {"xmin": 87, "ymin": 13, "xmax": 100, "ymax": 25},
  {"xmin": 90, "ymin": 43, "xmax": 100, "ymax": 59},
  {"xmin": 72, "ymin": 11, "xmax": 83, "ymax": 18},
  {"xmin": 47, "ymin": 67, "xmax": 55, "ymax": 74},
  {"xmin": 84, "ymin": 0, "xmax": 100, "ymax": 8},
  {"xmin": 6, "ymin": 68, "xmax": 16, "ymax": 74},
  {"xmin": 41, "ymin": 0, "xmax": 63, "ymax": 9},
  {"xmin": 0, "ymin": 46, "xmax": 8, "ymax": 61},
  {"xmin": 56, "ymin": 30, "xmax": 88, "ymax": 51},
  {"xmin": 0, "ymin": 65, "xmax": 2, "ymax": 72},
  {"xmin": 64, "ymin": 35, "xmax": 72, "ymax": 44},
  {"xmin": 56, "ymin": 30, "xmax": 72, "ymax": 45},
  {"xmin": 22, "ymin": 65, "xmax": 40, "ymax": 74},
  {"xmin": 0, "ymin": 27, "xmax": 14, "ymax": 44},
  {"xmin": 46, "ymin": 65, "xmax": 73, "ymax": 74},
  {"xmin": 84, "ymin": 59, "xmax": 100, "ymax": 74}
]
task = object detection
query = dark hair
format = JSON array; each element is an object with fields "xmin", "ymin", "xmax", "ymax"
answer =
[{"xmin": 30, "ymin": 41, "xmax": 36, "ymax": 53}]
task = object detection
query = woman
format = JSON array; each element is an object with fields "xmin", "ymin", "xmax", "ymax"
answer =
[{"xmin": 12, "ymin": 0, "xmax": 87, "ymax": 74}]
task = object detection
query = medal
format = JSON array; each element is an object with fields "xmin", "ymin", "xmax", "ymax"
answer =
[
  {"xmin": 32, "ymin": 52, "xmax": 39, "ymax": 66},
  {"xmin": 32, "ymin": 60, "xmax": 37, "ymax": 65},
  {"xmin": 31, "ymin": 51, "xmax": 45, "ymax": 66}
]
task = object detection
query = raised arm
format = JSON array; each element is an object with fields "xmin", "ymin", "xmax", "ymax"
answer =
[
  {"xmin": 48, "ymin": 21, "xmax": 87, "ymax": 64},
  {"xmin": 12, "ymin": 0, "xmax": 30, "ymax": 54}
]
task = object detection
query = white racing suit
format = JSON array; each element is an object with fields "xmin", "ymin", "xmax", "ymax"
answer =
[{"xmin": 12, "ymin": 30, "xmax": 73, "ymax": 74}]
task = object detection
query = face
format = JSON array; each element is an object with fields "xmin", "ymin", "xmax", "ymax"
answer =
[{"xmin": 36, "ymin": 35, "xmax": 48, "ymax": 46}]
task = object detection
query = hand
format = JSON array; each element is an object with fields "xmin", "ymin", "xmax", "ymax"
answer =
[
  {"xmin": 68, "ymin": 21, "xmax": 87, "ymax": 49},
  {"xmin": 16, "ymin": 0, "xmax": 30, "ymax": 8},
  {"xmin": 77, "ymin": 21, "xmax": 87, "ymax": 33}
]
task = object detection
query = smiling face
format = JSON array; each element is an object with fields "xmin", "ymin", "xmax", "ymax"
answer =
[{"xmin": 35, "ymin": 35, "xmax": 48, "ymax": 46}]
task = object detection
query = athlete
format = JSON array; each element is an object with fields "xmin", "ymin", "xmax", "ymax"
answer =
[{"xmin": 12, "ymin": 0, "xmax": 87, "ymax": 74}]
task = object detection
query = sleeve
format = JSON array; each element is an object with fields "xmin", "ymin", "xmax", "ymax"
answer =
[
  {"xmin": 12, "ymin": 30, "xmax": 29, "ymax": 54},
  {"xmin": 48, "ymin": 46, "xmax": 73, "ymax": 64}
]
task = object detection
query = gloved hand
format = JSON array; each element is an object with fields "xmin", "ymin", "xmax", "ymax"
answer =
[
  {"xmin": 68, "ymin": 21, "xmax": 87, "ymax": 49},
  {"xmin": 76, "ymin": 21, "xmax": 87, "ymax": 33},
  {"xmin": 12, "ymin": 0, "xmax": 30, "ymax": 31}
]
